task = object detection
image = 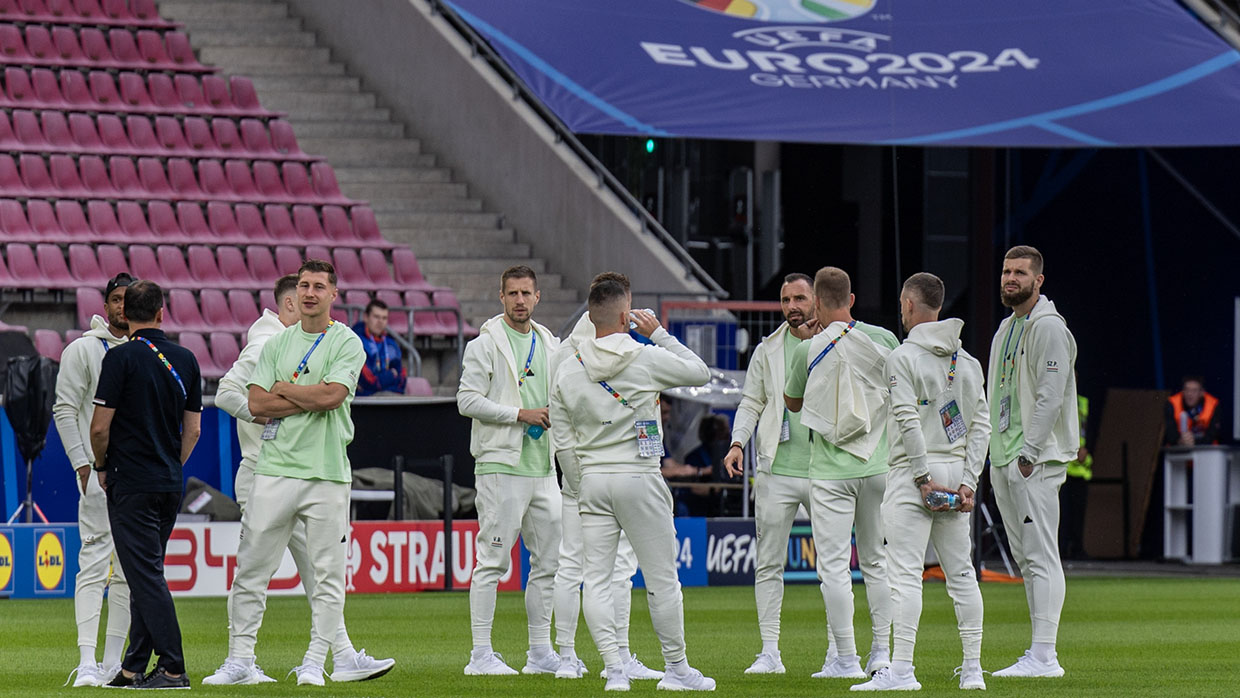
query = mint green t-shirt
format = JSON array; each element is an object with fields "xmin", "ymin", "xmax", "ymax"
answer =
[
  {"xmin": 784, "ymin": 321, "xmax": 899, "ymax": 481},
  {"xmin": 248, "ymin": 321, "xmax": 365, "ymax": 483},
  {"xmin": 990, "ymin": 315, "xmax": 1026, "ymax": 467},
  {"xmin": 770, "ymin": 331, "xmax": 811, "ymax": 479},
  {"xmin": 475, "ymin": 322, "xmax": 552, "ymax": 478}
]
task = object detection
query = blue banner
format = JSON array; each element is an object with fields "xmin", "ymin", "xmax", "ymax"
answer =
[
  {"xmin": 1, "ymin": 524, "xmax": 80, "ymax": 599},
  {"xmin": 449, "ymin": 0, "xmax": 1240, "ymax": 147}
]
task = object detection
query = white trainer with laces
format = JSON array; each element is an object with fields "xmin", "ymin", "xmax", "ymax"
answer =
[
  {"xmin": 605, "ymin": 667, "xmax": 631, "ymax": 692},
  {"xmin": 656, "ymin": 665, "xmax": 716, "ymax": 691},
  {"xmin": 556, "ymin": 656, "xmax": 587, "ymax": 679},
  {"xmin": 744, "ymin": 652, "xmax": 786, "ymax": 675},
  {"xmin": 331, "ymin": 649, "xmax": 395, "ymax": 682},
  {"xmin": 464, "ymin": 651, "xmax": 519, "ymax": 676},
  {"xmin": 99, "ymin": 663, "xmax": 122, "ymax": 686},
  {"xmin": 202, "ymin": 658, "xmax": 277, "ymax": 685},
  {"xmin": 992, "ymin": 651, "xmax": 1064, "ymax": 678},
  {"xmin": 66, "ymin": 662, "xmax": 102, "ymax": 687},
  {"xmin": 624, "ymin": 654, "xmax": 664, "ymax": 680},
  {"xmin": 955, "ymin": 665, "xmax": 987, "ymax": 690},
  {"xmin": 289, "ymin": 662, "xmax": 325, "ymax": 687},
  {"xmin": 813, "ymin": 654, "xmax": 868, "ymax": 679},
  {"xmin": 522, "ymin": 648, "xmax": 562, "ymax": 675},
  {"xmin": 850, "ymin": 666, "xmax": 921, "ymax": 691},
  {"xmin": 865, "ymin": 646, "xmax": 891, "ymax": 675}
]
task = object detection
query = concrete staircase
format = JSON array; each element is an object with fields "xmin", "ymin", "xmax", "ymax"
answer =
[{"xmin": 158, "ymin": 0, "xmax": 583, "ymax": 346}]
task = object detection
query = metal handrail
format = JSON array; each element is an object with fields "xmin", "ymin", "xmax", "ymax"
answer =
[{"xmin": 424, "ymin": 0, "xmax": 726, "ymax": 299}]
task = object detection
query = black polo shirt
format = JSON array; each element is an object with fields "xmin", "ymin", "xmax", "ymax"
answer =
[{"xmin": 93, "ymin": 328, "xmax": 203, "ymax": 495}]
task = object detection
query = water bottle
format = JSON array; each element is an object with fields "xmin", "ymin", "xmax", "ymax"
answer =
[
  {"xmin": 527, "ymin": 425, "xmax": 545, "ymax": 440},
  {"xmin": 924, "ymin": 490, "xmax": 961, "ymax": 510},
  {"xmin": 629, "ymin": 308, "xmax": 656, "ymax": 330}
]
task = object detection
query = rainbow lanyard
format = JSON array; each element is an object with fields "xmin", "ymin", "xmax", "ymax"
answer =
[
  {"xmin": 291, "ymin": 321, "xmax": 333, "ymax": 383},
  {"xmin": 807, "ymin": 320, "xmax": 856, "ymax": 375},
  {"xmin": 576, "ymin": 351, "xmax": 633, "ymax": 409},
  {"xmin": 517, "ymin": 332, "xmax": 536, "ymax": 388},
  {"xmin": 998, "ymin": 316, "xmax": 1026, "ymax": 389},
  {"xmin": 137, "ymin": 336, "xmax": 186, "ymax": 398},
  {"xmin": 917, "ymin": 352, "xmax": 960, "ymax": 406}
]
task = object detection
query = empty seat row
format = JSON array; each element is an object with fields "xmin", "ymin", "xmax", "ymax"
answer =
[
  {"xmin": 340, "ymin": 288, "xmax": 474, "ymax": 338},
  {"xmin": 0, "ymin": 0, "xmax": 174, "ymax": 30},
  {"xmin": 75, "ymin": 284, "xmax": 262, "ymax": 335},
  {"xmin": 0, "ymin": 23, "xmax": 208, "ymax": 72},
  {"xmin": 2, "ymin": 68, "xmax": 272, "ymax": 117},
  {"xmin": 0, "ymin": 108, "xmax": 312, "ymax": 161},
  {"xmin": 0, "ymin": 198, "xmax": 395, "ymax": 248},
  {"xmin": 0, "ymin": 153, "xmax": 353, "ymax": 204}
]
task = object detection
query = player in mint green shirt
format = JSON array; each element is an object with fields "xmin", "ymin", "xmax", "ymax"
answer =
[
  {"xmin": 474, "ymin": 320, "xmax": 551, "ymax": 477},
  {"xmin": 989, "ymin": 315, "xmax": 1025, "ymax": 467},
  {"xmin": 771, "ymin": 330, "xmax": 812, "ymax": 478}
]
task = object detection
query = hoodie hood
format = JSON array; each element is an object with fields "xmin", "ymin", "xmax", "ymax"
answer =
[
  {"xmin": 567, "ymin": 313, "xmax": 596, "ymax": 351},
  {"xmin": 579, "ymin": 333, "xmax": 643, "ymax": 382},
  {"xmin": 83, "ymin": 314, "xmax": 127, "ymax": 346},
  {"xmin": 907, "ymin": 318, "xmax": 963, "ymax": 357},
  {"xmin": 1027, "ymin": 296, "xmax": 1064, "ymax": 325}
]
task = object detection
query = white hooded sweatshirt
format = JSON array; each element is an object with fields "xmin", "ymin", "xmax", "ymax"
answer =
[
  {"xmin": 885, "ymin": 318, "xmax": 990, "ymax": 491},
  {"xmin": 730, "ymin": 321, "xmax": 793, "ymax": 474},
  {"xmin": 216, "ymin": 309, "xmax": 287, "ymax": 470},
  {"xmin": 548, "ymin": 313, "xmax": 597, "ymax": 496},
  {"xmin": 799, "ymin": 321, "xmax": 894, "ymax": 462},
  {"xmin": 550, "ymin": 327, "xmax": 709, "ymax": 473},
  {"xmin": 52, "ymin": 315, "xmax": 128, "ymax": 470}
]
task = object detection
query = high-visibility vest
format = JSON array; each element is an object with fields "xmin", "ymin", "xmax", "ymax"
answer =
[
  {"xmin": 1067, "ymin": 394, "xmax": 1093, "ymax": 480},
  {"xmin": 1168, "ymin": 392, "xmax": 1219, "ymax": 444}
]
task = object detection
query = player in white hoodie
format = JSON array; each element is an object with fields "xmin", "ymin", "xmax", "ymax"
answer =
[
  {"xmin": 54, "ymin": 272, "xmax": 133, "ymax": 688},
  {"xmin": 457, "ymin": 265, "xmax": 563, "ymax": 676},
  {"xmin": 986, "ymin": 246, "xmax": 1078, "ymax": 679},
  {"xmin": 852, "ymin": 273, "xmax": 989, "ymax": 692},
  {"xmin": 549, "ymin": 279, "xmax": 714, "ymax": 692}
]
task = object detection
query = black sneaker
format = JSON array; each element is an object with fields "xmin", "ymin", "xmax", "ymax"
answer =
[
  {"xmin": 105, "ymin": 671, "xmax": 143, "ymax": 688},
  {"xmin": 128, "ymin": 668, "xmax": 190, "ymax": 690}
]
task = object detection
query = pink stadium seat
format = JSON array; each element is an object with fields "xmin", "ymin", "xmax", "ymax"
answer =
[
  {"xmin": 210, "ymin": 118, "xmax": 241, "ymax": 156},
  {"xmin": 310, "ymin": 162, "xmax": 351, "ymax": 204},
  {"xmin": 34, "ymin": 328, "xmax": 63, "ymax": 361},
  {"xmin": 100, "ymin": 0, "xmax": 129, "ymax": 21},
  {"xmin": 147, "ymin": 72, "xmax": 180, "ymax": 111},
  {"xmin": 305, "ymin": 245, "xmax": 331, "ymax": 265},
  {"xmin": 75, "ymin": 287, "xmax": 103, "ymax": 328},
  {"xmin": 168, "ymin": 158, "xmax": 204, "ymax": 199},
  {"xmin": 0, "ymin": 25, "xmax": 30, "ymax": 64},
  {"xmin": 0, "ymin": 112, "xmax": 15, "ymax": 150},
  {"xmin": 179, "ymin": 331, "xmax": 221, "ymax": 377},
  {"xmin": 174, "ymin": 74, "xmax": 204, "ymax": 109},
  {"xmin": 209, "ymin": 330, "xmax": 240, "ymax": 370},
  {"xmin": 127, "ymin": 245, "xmax": 165, "ymax": 285},
  {"xmin": 98, "ymin": 114, "xmax": 130, "ymax": 151},
  {"xmin": 350, "ymin": 206, "xmax": 387, "ymax": 246},
  {"xmin": 12, "ymin": 110, "xmax": 45, "ymax": 148},
  {"xmin": 228, "ymin": 288, "xmax": 260, "ymax": 326},
  {"xmin": 55, "ymin": 200, "xmax": 93, "ymax": 241},
  {"xmin": 321, "ymin": 206, "xmax": 358, "ymax": 245},
  {"xmin": 233, "ymin": 203, "xmax": 268, "ymax": 241},
  {"xmin": 49, "ymin": 154, "xmax": 89, "ymax": 197},
  {"xmin": 167, "ymin": 289, "xmax": 208, "ymax": 333},
  {"xmin": 165, "ymin": 32, "xmax": 204, "ymax": 71},
  {"xmin": 86, "ymin": 200, "xmax": 123, "ymax": 242},
  {"xmin": 262, "ymin": 204, "xmax": 297, "ymax": 242},
  {"xmin": 118, "ymin": 72, "xmax": 154, "ymax": 111},
  {"xmin": 130, "ymin": 0, "xmax": 169, "ymax": 25},
  {"xmin": 329, "ymin": 304, "xmax": 347, "ymax": 326},
  {"xmin": 68, "ymin": 113, "xmax": 103, "ymax": 152},
  {"xmin": 291, "ymin": 204, "xmax": 329, "ymax": 242},
  {"xmin": 27, "ymin": 199, "xmax": 69, "ymax": 243},
  {"xmin": 405, "ymin": 377, "xmax": 432, "ymax": 397},
  {"xmin": 183, "ymin": 117, "xmax": 217, "ymax": 155},
  {"xmin": 41, "ymin": 110, "xmax": 73, "ymax": 149},
  {"xmin": 202, "ymin": 75, "xmax": 231, "ymax": 111},
  {"xmin": 206, "ymin": 201, "xmax": 246, "ymax": 244},
  {"xmin": 199, "ymin": 289, "xmax": 234, "ymax": 330},
  {"xmin": 0, "ymin": 199, "xmax": 36, "ymax": 242},
  {"xmin": 68, "ymin": 243, "xmax": 106, "ymax": 285},
  {"xmin": 95, "ymin": 244, "xmax": 126, "ymax": 279},
  {"xmin": 107, "ymin": 29, "xmax": 141, "ymax": 66},
  {"xmin": 330, "ymin": 248, "xmax": 369, "ymax": 289},
  {"xmin": 152, "ymin": 115, "xmax": 187, "ymax": 153},
  {"xmin": 433, "ymin": 289, "xmax": 476, "ymax": 337},
  {"xmin": 360, "ymin": 248, "xmax": 401, "ymax": 290},
  {"xmin": 116, "ymin": 200, "xmax": 159, "ymax": 243},
  {"xmin": 229, "ymin": 76, "xmax": 261, "ymax": 111},
  {"xmin": 31, "ymin": 68, "xmax": 64, "ymax": 108},
  {"xmin": 138, "ymin": 157, "xmax": 173, "ymax": 197},
  {"xmin": 175, "ymin": 202, "xmax": 211, "ymax": 243},
  {"xmin": 5, "ymin": 243, "xmax": 45, "ymax": 288},
  {"xmin": 407, "ymin": 290, "xmax": 454, "ymax": 336},
  {"xmin": 391, "ymin": 248, "xmax": 434, "ymax": 290},
  {"xmin": 198, "ymin": 159, "xmax": 235, "ymax": 201},
  {"xmin": 224, "ymin": 159, "xmax": 260, "ymax": 201},
  {"xmin": 252, "ymin": 161, "xmax": 287, "ymax": 202},
  {"xmin": 109, "ymin": 155, "xmax": 144, "ymax": 198},
  {"xmin": 19, "ymin": 153, "xmax": 54, "ymax": 195},
  {"xmin": 245, "ymin": 245, "xmax": 279, "ymax": 284},
  {"xmin": 136, "ymin": 30, "xmax": 168, "ymax": 66},
  {"xmin": 87, "ymin": 69, "xmax": 120, "ymax": 107},
  {"xmin": 64, "ymin": 328, "xmax": 83, "ymax": 344},
  {"xmin": 80, "ymin": 156, "xmax": 114, "ymax": 196},
  {"xmin": 239, "ymin": 118, "xmax": 274, "ymax": 157},
  {"xmin": 376, "ymin": 290, "xmax": 409, "ymax": 334},
  {"xmin": 216, "ymin": 245, "xmax": 256, "ymax": 288},
  {"xmin": 0, "ymin": 250, "xmax": 19, "ymax": 289},
  {"xmin": 157, "ymin": 245, "xmax": 192, "ymax": 287},
  {"xmin": 274, "ymin": 245, "xmax": 301, "ymax": 275},
  {"xmin": 80, "ymin": 28, "xmax": 115, "ymax": 68},
  {"xmin": 269, "ymin": 120, "xmax": 309, "ymax": 159},
  {"xmin": 59, "ymin": 69, "xmax": 91, "ymax": 109},
  {"xmin": 282, "ymin": 162, "xmax": 316, "ymax": 201},
  {"xmin": 51, "ymin": 26, "xmax": 86, "ymax": 65},
  {"xmin": 145, "ymin": 200, "xmax": 187, "ymax": 242},
  {"xmin": 0, "ymin": 155, "xmax": 21, "ymax": 193},
  {"xmin": 23, "ymin": 25, "xmax": 55, "ymax": 65}
]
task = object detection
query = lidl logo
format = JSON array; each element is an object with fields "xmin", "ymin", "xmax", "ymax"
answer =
[
  {"xmin": 680, "ymin": 0, "xmax": 875, "ymax": 23},
  {"xmin": 35, "ymin": 530, "xmax": 65, "ymax": 592},
  {"xmin": 0, "ymin": 531, "xmax": 13, "ymax": 594}
]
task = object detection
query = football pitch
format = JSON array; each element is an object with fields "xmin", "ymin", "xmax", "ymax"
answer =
[{"xmin": 3, "ymin": 577, "xmax": 1238, "ymax": 697}]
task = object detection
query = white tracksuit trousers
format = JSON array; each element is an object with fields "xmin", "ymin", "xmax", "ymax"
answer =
[
  {"xmin": 229, "ymin": 475, "xmax": 349, "ymax": 666},
  {"xmin": 469, "ymin": 473, "xmax": 562, "ymax": 649},
  {"xmin": 810, "ymin": 473, "xmax": 892, "ymax": 658},
  {"xmin": 232, "ymin": 466, "xmax": 354, "ymax": 664},
  {"xmin": 992, "ymin": 460, "xmax": 1067, "ymax": 645},
  {"xmin": 882, "ymin": 462, "xmax": 983, "ymax": 664},
  {"xmin": 753, "ymin": 471, "xmax": 813, "ymax": 648},
  {"xmin": 580, "ymin": 472, "xmax": 685, "ymax": 670},
  {"xmin": 553, "ymin": 490, "xmax": 638, "ymax": 652},
  {"xmin": 75, "ymin": 473, "xmax": 130, "ymax": 651}
]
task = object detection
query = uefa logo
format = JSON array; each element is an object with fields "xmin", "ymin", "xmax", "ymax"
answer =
[{"xmin": 679, "ymin": 0, "xmax": 875, "ymax": 23}]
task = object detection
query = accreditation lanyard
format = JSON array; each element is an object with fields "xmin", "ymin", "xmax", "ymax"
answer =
[
  {"xmin": 917, "ymin": 351, "xmax": 960, "ymax": 406},
  {"xmin": 137, "ymin": 337, "xmax": 186, "ymax": 398},
  {"xmin": 807, "ymin": 320, "xmax": 856, "ymax": 375},
  {"xmin": 291, "ymin": 321, "xmax": 333, "ymax": 383},
  {"xmin": 576, "ymin": 351, "xmax": 633, "ymax": 409},
  {"xmin": 998, "ymin": 316, "xmax": 1026, "ymax": 389},
  {"xmin": 517, "ymin": 332, "xmax": 537, "ymax": 388}
]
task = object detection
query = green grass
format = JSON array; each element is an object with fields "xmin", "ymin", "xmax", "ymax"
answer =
[{"xmin": 2, "ymin": 577, "xmax": 1238, "ymax": 696}]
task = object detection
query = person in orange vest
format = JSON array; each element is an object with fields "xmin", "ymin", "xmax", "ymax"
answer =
[{"xmin": 1164, "ymin": 376, "xmax": 1222, "ymax": 446}]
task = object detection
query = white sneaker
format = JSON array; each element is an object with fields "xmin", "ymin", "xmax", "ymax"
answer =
[
  {"xmin": 556, "ymin": 656, "xmax": 587, "ymax": 679},
  {"xmin": 656, "ymin": 665, "xmax": 715, "ymax": 691},
  {"xmin": 605, "ymin": 667, "xmax": 631, "ymax": 692},
  {"xmin": 202, "ymin": 658, "xmax": 276, "ymax": 685},
  {"xmin": 850, "ymin": 666, "xmax": 921, "ymax": 691},
  {"xmin": 955, "ymin": 665, "xmax": 987, "ymax": 690},
  {"xmin": 865, "ymin": 646, "xmax": 891, "ymax": 675},
  {"xmin": 331, "ymin": 649, "xmax": 395, "ymax": 682},
  {"xmin": 813, "ymin": 654, "xmax": 868, "ymax": 679},
  {"xmin": 66, "ymin": 663, "xmax": 102, "ymax": 687},
  {"xmin": 522, "ymin": 648, "xmax": 561, "ymax": 675},
  {"xmin": 624, "ymin": 654, "xmax": 664, "ymax": 680},
  {"xmin": 289, "ymin": 662, "xmax": 325, "ymax": 687},
  {"xmin": 100, "ymin": 663, "xmax": 122, "ymax": 686},
  {"xmin": 464, "ymin": 651, "xmax": 519, "ymax": 676},
  {"xmin": 744, "ymin": 652, "xmax": 786, "ymax": 675},
  {"xmin": 991, "ymin": 651, "xmax": 1064, "ymax": 678}
]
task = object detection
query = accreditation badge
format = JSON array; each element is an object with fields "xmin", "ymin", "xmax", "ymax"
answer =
[
  {"xmin": 998, "ymin": 394, "xmax": 1011, "ymax": 433},
  {"xmin": 634, "ymin": 419, "xmax": 663, "ymax": 458},
  {"xmin": 939, "ymin": 399, "xmax": 967, "ymax": 443},
  {"xmin": 261, "ymin": 418, "xmax": 281, "ymax": 440},
  {"xmin": 779, "ymin": 410, "xmax": 791, "ymax": 443}
]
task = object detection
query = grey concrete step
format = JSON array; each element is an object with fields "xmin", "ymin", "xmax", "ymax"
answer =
[
  {"xmin": 337, "ymin": 181, "xmax": 467, "ymax": 201},
  {"xmin": 250, "ymin": 75, "xmax": 361, "ymax": 93},
  {"xmin": 452, "ymin": 282, "xmax": 577, "ymax": 302},
  {"xmin": 186, "ymin": 31, "xmax": 317, "ymax": 48},
  {"xmin": 334, "ymin": 167, "xmax": 449, "ymax": 184},
  {"xmin": 171, "ymin": 17, "xmax": 305, "ymax": 34},
  {"xmin": 221, "ymin": 62, "xmax": 347, "ymax": 76},
  {"xmin": 412, "ymin": 239, "xmax": 530, "ymax": 258},
  {"xmin": 289, "ymin": 121, "xmax": 404, "ymax": 139},
  {"xmin": 292, "ymin": 107, "xmax": 394, "ymax": 122},
  {"xmin": 259, "ymin": 91, "xmax": 376, "ymax": 112},
  {"xmin": 161, "ymin": 1, "xmax": 288, "ymax": 20},
  {"xmin": 421, "ymin": 257, "xmax": 547, "ymax": 275},
  {"xmin": 298, "ymin": 137, "xmax": 420, "ymax": 160},
  {"xmin": 199, "ymin": 46, "xmax": 330, "ymax": 66},
  {"xmin": 374, "ymin": 210, "xmax": 501, "ymax": 230},
  {"xmin": 367, "ymin": 197, "xmax": 483, "ymax": 213},
  {"xmin": 460, "ymin": 299, "xmax": 581, "ymax": 320},
  {"xmin": 382, "ymin": 227, "xmax": 517, "ymax": 247}
]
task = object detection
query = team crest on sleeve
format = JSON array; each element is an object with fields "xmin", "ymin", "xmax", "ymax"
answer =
[
  {"xmin": 889, "ymin": 375, "xmax": 898, "ymax": 387},
  {"xmin": 1046, "ymin": 360, "xmax": 1059, "ymax": 373}
]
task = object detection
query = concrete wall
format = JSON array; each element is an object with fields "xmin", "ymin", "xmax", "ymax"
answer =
[{"xmin": 288, "ymin": 0, "xmax": 713, "ymax": 300}]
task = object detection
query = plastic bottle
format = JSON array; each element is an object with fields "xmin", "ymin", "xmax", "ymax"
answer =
[
  {"xmin": 924, "ymin": 490, "xmax": 961, "ymax": 510},
  {"xmin": 527, "ymin": 425, "xmax": 545, "ymax": 440}
]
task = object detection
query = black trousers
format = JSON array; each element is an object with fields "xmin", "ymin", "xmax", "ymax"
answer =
[{"xmin": 107, "ymin": 490, "xmax": 185, "ymax": 675}]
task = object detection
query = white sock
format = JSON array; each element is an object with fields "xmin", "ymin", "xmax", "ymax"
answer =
[
  {"xmin": 761, "ymin": 641, "xmax": 780, "ymax": 657},
  {"xmin": 78, "ymin": 645, "xmax": 95, "ymax": 667},
  {"xmin": 102, "ymin": 636, "xmax": 125, "ymax": 667},
  {"xmin": 1031, "ymin": 642, "xmax": 1056, "ymax": 663},
  {"xmin": 559, "ymin": 647, "xmax": 577, "ymax": 661},
  {"xmin": 529, "ymin": 644, "xmax": 554, "ymax": 659},
  {"xmin": 666, "ymin": 659, "xmax": 688, "ymax": 675},
  {"xmin": 963, "ymin": 657, "xmax": 981, "ymax": 672},
  {"xmin": 234, "ymin": 656, "xmax": 255, "ymax": 668},
  {"xmin": 618, "ymin": 646, "xmax": 630, "ymax": 660},
  {"xmin": 471, "ymin": 645, "xmax": 492, "ymax": 660},
  {"xmin": 333, "ymin": 648, "xmax": 356, "ymax": 666},
  {"xmin": 892, "ymin": 660, "xmax": 913, "ymax": 676}
]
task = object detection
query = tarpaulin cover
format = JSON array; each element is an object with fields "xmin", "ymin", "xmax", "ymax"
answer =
[{"xmin": 447, "ymin": 0, "xmax": 1240, "ymax": 147}]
